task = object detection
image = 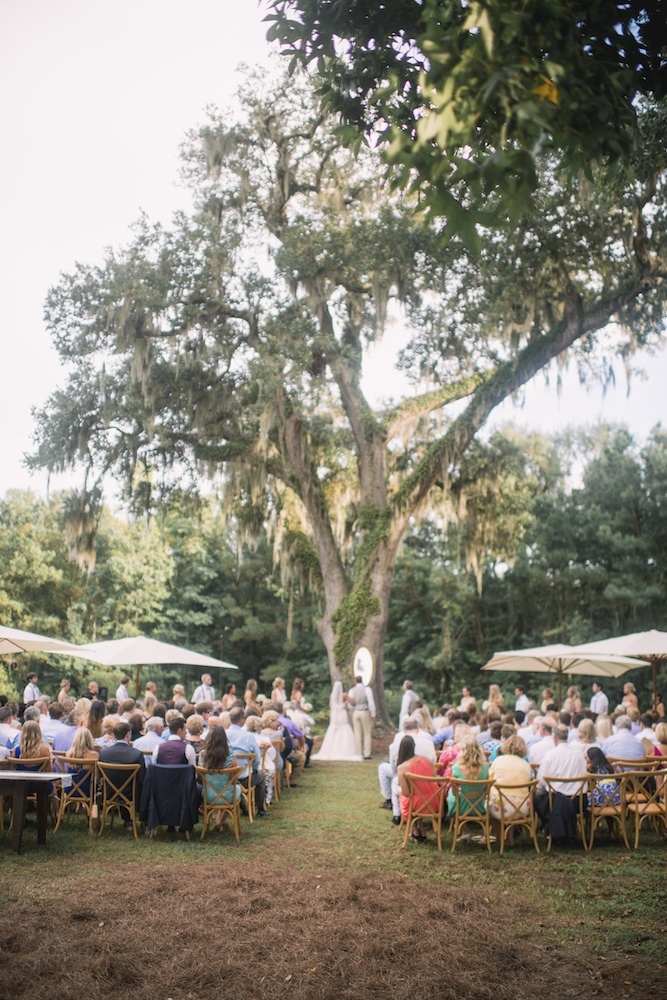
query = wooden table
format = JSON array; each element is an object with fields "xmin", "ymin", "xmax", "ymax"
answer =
[{"xmin": 0, "ymin": 771, "xmax": 71, "ymax": 854}]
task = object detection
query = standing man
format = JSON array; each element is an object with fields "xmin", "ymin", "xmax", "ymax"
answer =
[
  {"xmin": 398, "ymin": 681, "xmax": 419, "ymax": 728},
  {"xmin": 192, "ymin": 673, "xmax": 215, "ymax": 705},
  {"xmin": 514, "ymin": 685, "xmax": 531, "ymax": 713},
  {"xmin": 345, "ymin": 676, "xmax": 372, "ymax": 759},
  {"xmin": 116, "ymin": 675, "xmax": 131, "ymax": 703},
  {"xmin": 23, "ymin": 672, "xmax": 40, "ymax": 704},
  {"xmin": 589, "ymin": 681, "xmax": 609, "ymax": 717}
]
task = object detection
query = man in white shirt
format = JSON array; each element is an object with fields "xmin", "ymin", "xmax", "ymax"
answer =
[
  {"xmin": 191, "ymin": 673, "xmax": 215, "ymax": 705},
  {"xmin": 589, "ymin": 681, "xmax": 609, "ymax": 716},
  {"xmin": 514, "ymin": 685, "xmax": 531, "ymax": 713},
  {"xmin": 115, "ymin": 675, "xmax": 131, "ymax": 703},
  {"xmin": 398, "ymin": 681, "xmax": 419, "ymax": 727},
  {"xmin": 536, "ymin": 726, "xmax": 587, "ymax": 795},
  {"xmin": 23, "ymin": 672, "xmax": 40, "ymax": 704},
  {"xmin": 528, "ymin": 717, "xmax": 558, "ymax": 764}
]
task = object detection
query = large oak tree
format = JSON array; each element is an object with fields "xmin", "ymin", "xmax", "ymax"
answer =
[{"xmin": 31, "ymin": 73, "xmax": 667, "ymax": 726}]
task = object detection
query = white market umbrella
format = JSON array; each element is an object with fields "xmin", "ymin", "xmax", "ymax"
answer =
[
  {"xmin": 482, "ymin": 642, "xmax": 647, "ymax": 707},
  {"xmin": 0, "ymin": 624, "xmax": 79, "ymax": 655},
  {"xmin": 571, "ymin": 629, "xmax": 667, "ymax": 706},
  {"xmin": 67, "ymin": 635, "xmax": 238, "ymax": 698}
]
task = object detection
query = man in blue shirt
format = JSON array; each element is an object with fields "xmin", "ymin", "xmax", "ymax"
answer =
[{"xmin": 227, "ymin": 707, "xmax": 268, "ymax": 815}]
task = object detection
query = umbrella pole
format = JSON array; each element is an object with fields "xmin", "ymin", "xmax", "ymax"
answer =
[
  {"xmin": 653, "ymin": 659, "xmax": 657, "ymax": 710},
  {"xmin": 134, "ymin": 664, "xmax": 142, "ymax": 700},
  {"xmin": 557, "ymin": 669, "xmax": 563, "ymax": 711}
]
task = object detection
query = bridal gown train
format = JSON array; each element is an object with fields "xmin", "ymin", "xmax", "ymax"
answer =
[{"xmin": 312, "ymin": 681, "xmax": 362, "ymax": 761}]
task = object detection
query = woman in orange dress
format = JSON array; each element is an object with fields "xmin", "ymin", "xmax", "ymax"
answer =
[{"xmin": 397, "ymin": 735, "xmax": 437, "ymax": 843}]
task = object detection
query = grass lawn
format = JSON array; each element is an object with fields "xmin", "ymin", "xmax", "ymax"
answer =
[{"xmin": 1, "ymin": 755, "xmax": 665, "ymax": 999}]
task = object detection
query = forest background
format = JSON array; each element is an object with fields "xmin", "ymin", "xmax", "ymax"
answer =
[{"xmin": 2, "ymin": 420, "xmax": 666, "ymax": 714}]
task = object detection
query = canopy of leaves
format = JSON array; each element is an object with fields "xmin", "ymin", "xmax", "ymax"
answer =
[{"xmin": 267, "ymin": 1, "xmax": 667, "ymax": 228}]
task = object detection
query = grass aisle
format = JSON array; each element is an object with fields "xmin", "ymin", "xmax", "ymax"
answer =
[{"xmin": 1, "ymin": 758, "xmax": 664, "ymax": 999}]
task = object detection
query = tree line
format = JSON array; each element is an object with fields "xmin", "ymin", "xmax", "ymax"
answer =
[{"xmin": 3, "ymin": 422, "xmax": 665, "ymax": 711}]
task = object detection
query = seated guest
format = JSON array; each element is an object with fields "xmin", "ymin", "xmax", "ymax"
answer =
[
  {"xmin": 489, "ymin": 735, "xmax": 531, "ymax": 845},
  {"xmin": 585, "ymin": 746, "xmax": 620, "ymax": 806},
  {"xmin": 396, "ymin": 735, "xmax": 437, "ymax": 843},
  {"xmin": 437, "ymin": 722, "xmax": 473, "ymax": 778},
  {"xmin": 67, "ymin": 727, "xmax": 99, "ymax": 761},
  {"xmin": 96, "ymin": 715, "xmax": 121, "ymax": 748},
  {"xmin": 52, "ymin": 710, "xmax": 85, "ymax": 753},
  {"xmin": 152, "ymin": 716, "xmax": 196, "ymax": 766},
  {"xmin": 15, "ymin": 720, "xmax": 52, "ymax": 766},
  {"xmin": 637, "ymin": 713, "xmax": 659, "ymax": 755},
  {"xmin": 127, "ymin": 711, "xmax": 145, "ymax": 742},
  {"xmin": 446, "ymin": 738, "xmax": 489, "ymax": 836},
  {"xmin": 278, "ymin": 705, "xmax": 307, "ymax": 786},
  {"xmin": 133, "ymin": 716, "xmax": 164, "ymax": 762},
  {"xmin": 119, "ymin": 698, "xmax": 136, "ymax": 719},
  {"xmin": 65, "ymin": 728, "xmax": 99, "ymax": 798},
  {"xmin": 245, "ymin": 715, "xmax": 276, "ymax": 803},
  {"xmin": 199, "ymin": 725, "xmax": 241, "ymax": 829},
  {"xmin": 98, "ymin": 720, "xmax": 146, "ymax": 827},
  {"xmin": 378, "ymin": 717, "xmax": 436, "ymax": 821},
  {"xmin": 87, "ymin": 699, "xmax": 107, "ymax": 741},
  {"xmin": 528, "ymin": 717, "xmax": 557, "ymax": 764},
  {"xmin": 227, "ymin": 707, "xmax": 268, "ymax": 816},
  {"xmin": 41, "ymin": 703, "xmax": 70, "ymax": 744},
  {"xmin": 185, "ymin": 715, "xmax": 207, "ymax": 756},
  {"xmin": 600, "ymin": 715, "xmax": 645, "ymax": 762},
  {"xmin": 654, "ymin": 722, "xmax": 667, "ymax": 757},
  {"xmin": 480, "ymin": 720, "xmax": 503, "ymax": 753},
  {"xmin": 535, "ymin": 725, "xmax": 587, "ymax": 842}
]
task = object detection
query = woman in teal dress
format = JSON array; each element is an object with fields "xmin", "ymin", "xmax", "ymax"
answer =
[
  {"xmin": 446, "ymin": 737, "xmax": 489, "ymax": 819},
  {"xmin": 198, "ymin": 726, "xmax": 241, "ymax": 810}
]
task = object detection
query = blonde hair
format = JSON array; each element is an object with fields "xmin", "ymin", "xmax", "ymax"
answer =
[
  {"xmin": 457, "ymin": 738, "xmax": 486, "ymax": 779},
  {"xmin": 488, "ymin": 684, "xmax": 503, "ymax": 705},
  {"xmin": 186, "ymin": 714, "xmax": 205, "ymax": 736},
  {"xmin": 577, "ymin": 719, "xmax": 596, "ymax": 744},
  {"xmin": 655, "ymin": 721, "xmax": 667, "ymax": 745},
  {"xmin": 20, "ymin": 721, "xmax": 49, "ymax": 760},
  {"xmin": 68, "ymin": 728, "xmax": 95, "ymax": 758},
  {"xmin": 245, "ymin": 716, "xmax": 262, "ymax": 733},
  {"xmin": 262, "ymin": 710, "xmax": 279, "ymax": 728},
  {"xmin": 595, "ymin": 715, "xmax": 613, "ymax": 740},
  {"xmin": 502, "ymin": 735, "xmax": 528, "ymax": 758}
]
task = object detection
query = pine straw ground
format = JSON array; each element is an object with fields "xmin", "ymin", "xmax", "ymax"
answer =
[{"xmin": 1, "ymin": 737, "xmax": 665, "ymax": 1000}]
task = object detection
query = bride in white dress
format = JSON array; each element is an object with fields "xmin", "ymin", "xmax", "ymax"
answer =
[{"xmin": 312, "ymin": 680, "xmax": 362, "ymax": 761}]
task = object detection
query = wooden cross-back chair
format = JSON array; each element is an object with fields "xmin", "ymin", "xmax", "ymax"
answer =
[
  {"xmin": 196, "ymin": 765, "xmax": 242, "ymax": 841},
  {"xmin": 96, "ymin": 761, "xmax": 142, "ymax": 840},
  {"xmin": 492, "ymin": 779, "xmax": 541, "ymax": 854},
  {"xmin": 586, "ymin": 772, "xmax": 627, "ymax": 849},
  {"xmin": 448, "ymin": 776, "xmax": 495, "ymax": 853},
  {"xmin": 52, "ymin": 756, "xmax": 97, "ymax": 834},
  {"xmin": 233, "ymin": 753, "xmax": 257, "ymax": 822},
  {"xmin": 401, "ymin": 771, "xmax": 447, "ymax": 851},
  {"xmin": 622, "ymin": 766, "xmax": 667, "ymax": 848},
  {"xmin": 0, "ymin": 757, "xmax": 52, "ymax": 831}
]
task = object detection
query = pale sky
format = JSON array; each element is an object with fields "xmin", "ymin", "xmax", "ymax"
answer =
[{"xmin": 1, "ymin": 0, "xmax": 665, "ymax": 498}]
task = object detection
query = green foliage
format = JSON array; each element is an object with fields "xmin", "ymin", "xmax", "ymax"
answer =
[
  {"xmin": 267, "ymin": 0, "xmax": 667, "ymax": 231},
  {"xmin": 332, "ymin": 580, "xmax": 381, "ymax": 670}
]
